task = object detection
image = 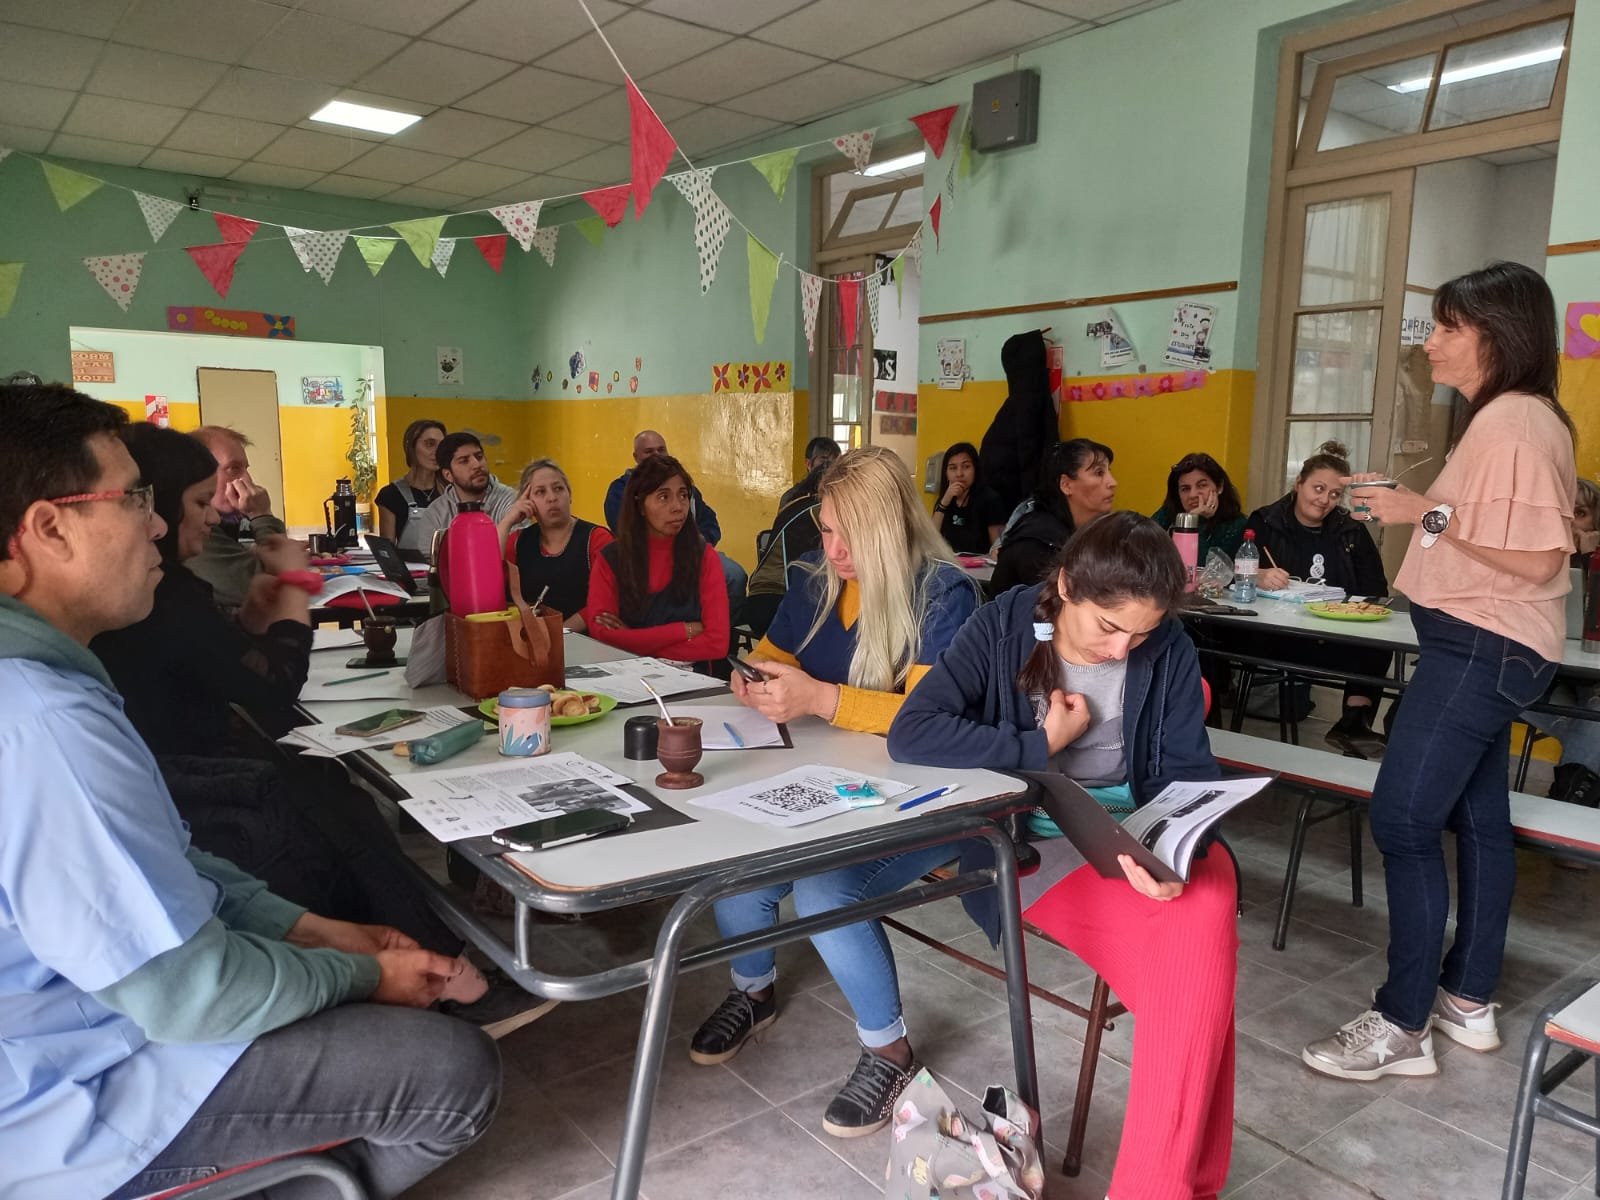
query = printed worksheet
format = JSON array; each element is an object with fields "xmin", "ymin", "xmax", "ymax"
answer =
[
  {"xmin": 397, "ymin": 752, "xmax": 648, "ymax": 841},
  {"xmin": 690, "ymin": 764, "xmax": 914, "ymax": 828},
  {"xmin": 564, "ymin": 657, "xmax": 723, "ymax": 704},
  {"xmin": 279, "ymin": 705, "xmax": 476, "ymax": 758}
]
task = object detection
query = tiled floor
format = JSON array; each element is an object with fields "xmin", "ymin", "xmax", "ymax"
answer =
[{"xmin": 405, "ymin": 691, "xmax": 1600, "ymax": 1200}]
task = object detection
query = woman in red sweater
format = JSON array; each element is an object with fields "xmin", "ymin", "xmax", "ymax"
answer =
[{"xmin": 583, "ymin": 453, "xmax": 730, "ymax": 664}]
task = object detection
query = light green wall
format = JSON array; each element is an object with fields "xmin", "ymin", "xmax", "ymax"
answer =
[{"xmin": 1546, "ymin": 0, "xmax": 1600, "ymax": 315}]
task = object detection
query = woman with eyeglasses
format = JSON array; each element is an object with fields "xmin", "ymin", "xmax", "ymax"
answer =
[{"xmin": 1152, "ymin": 452, "xmax": 1247, "ymax": 564}]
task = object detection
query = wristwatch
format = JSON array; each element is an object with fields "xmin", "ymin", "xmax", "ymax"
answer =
[{"xmin": 1420, "ymin": 503, "xmax": 1454, "ymax": 548}]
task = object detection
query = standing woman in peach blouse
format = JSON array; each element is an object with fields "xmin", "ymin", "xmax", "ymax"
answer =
[{"xmin": 1303, "ymin": 262, "xmax": 1577, "ymax": 1082}]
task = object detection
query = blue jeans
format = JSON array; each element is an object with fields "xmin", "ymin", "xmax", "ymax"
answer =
[
  {"xmin": 713, "ymin": 844, "xmax": 957, "ymax": 1046},
  {"xmin": 1370, "ymin": 604, "xmax": 1556, "ymax": 1031}
]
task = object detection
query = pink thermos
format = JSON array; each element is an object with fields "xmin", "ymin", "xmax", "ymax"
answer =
[
  {"xmin": 438, "ymin": 503, "xmax": 505, "ymax": 615},
  {"xmin": 1172, "ymin": 512, "xmax": 1200, "ymax": 593}
]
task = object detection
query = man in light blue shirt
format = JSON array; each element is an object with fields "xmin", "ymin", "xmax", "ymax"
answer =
[{"xmin": 0, "ymin": 384, "xmax": 501, "ymax": 1199}]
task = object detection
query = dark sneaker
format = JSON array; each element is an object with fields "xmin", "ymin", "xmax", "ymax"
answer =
[
  {"xmin": 822, "ymin": 1045, "xmax": 918, "ymax": 1138},
  {"xmin": 1551, "ymin": 763, "xmax": 1600, "ymax": 808},
  {"xmin": 439, "ymin": 971, "xmax": 559, "ymax": 1040},
  {"xmin": 1325, "ymin": 707, "xmax": 1385, "ymax": 759},
  {"xmin": 689, "ymin": 988, "xmax": 777, "ymax": 1065},
  {"xmin": 1302, "ymin": 1008, "xmax": 1437, "ymax": 1080}
]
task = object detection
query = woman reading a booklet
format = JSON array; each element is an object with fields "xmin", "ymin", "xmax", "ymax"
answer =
[{"xmin": 889, "ymin": 511, "xmax": 1238, "ymax": 1200}]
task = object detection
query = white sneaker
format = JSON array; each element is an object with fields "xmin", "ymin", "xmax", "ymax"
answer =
[
  {"xmin": 1302, "ymin": 1008, "xmax": 1438, "ymax": 1081},
  {"xmin": 1431, "ymin": 989, "xmax": 1501, "ymax": 1051}
]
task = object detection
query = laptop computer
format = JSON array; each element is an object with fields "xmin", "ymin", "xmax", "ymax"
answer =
[{"xmin": 362, "ymin": 534, "xmax": 421, "ymax": 595}]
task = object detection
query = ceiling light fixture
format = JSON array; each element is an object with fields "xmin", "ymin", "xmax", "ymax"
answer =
[
  {"xmin": 862, "ymin": 150, "xmax": 927, "ymax": 177},
  {"xmin": 1388, "ymin": 45, "xmax": 1564, "ymax": 94},
  {"xmin": 309, "ymin": 100, "xmax": 422, "ymax": 135}
]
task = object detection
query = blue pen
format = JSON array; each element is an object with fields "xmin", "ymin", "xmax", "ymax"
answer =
[
  {"xmin": 722, "ymin": 721, "xmax": 747, "ymax": 748},
  {"xmin": 897, "ymin": 785, "xmax": 957, "ymax": 811}
]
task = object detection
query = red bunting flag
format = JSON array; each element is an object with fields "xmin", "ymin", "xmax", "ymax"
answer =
[
  {"xmin": 185, "ymin": 241, "xmax": 249, "ymax": 299},
  {"xmin": 627, "ymin": 80, "xmax": 677, "ymax": 220},
  {"xmin": 213, "ymin": 213, "xmax": 260, "ymax": 244},
  {"xmin": 473, "ymin": 234, "xmax": 507, "ymax": 273},
  {"xmin": 910, "ymin": 106, "xmax": 959, "ymax": 158},
  {"xmin": 929, "ymin": 194, "xmax": 943, "ymax": 250},
  {"xmin": 583, "ymin": 184, "xmax": 631, "ymax": 228},
  {"xmin": 837, "ymin": 277, "xmax": 860, "ymax": 339}
]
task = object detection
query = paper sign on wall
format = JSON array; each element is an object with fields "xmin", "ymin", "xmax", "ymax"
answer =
[
  {"xmin": 1565, "ymin": 302, "xmax": 1600, "ymax": 360},
  {"xmin": 1087, "ymin": 308, "xmax": 1135, "ymax": 369},
  {"xmin": 1400, "ymin": 316, "xmax": 1435, "ymax": 346},
  {"xmin": 71, "ymin": 350, "xmax": 115, "ymax": 383},
  {"xmin": 874, "ymin": 390, "xmax": 916, "ymax": 414},
  {"xmin": 437, "ymin": 346, "xmax": 463, "ymax": 386},
  {"xmin": 937, "ymin": 338, "xmax": 965, "ymax": 390},
  {"xmin": 1163, "ymin": 302, "xmax": 1215, "ymax": 369},
  {"xmin": 144, "ymin": 395, "xmax": 168, "ymax": 426},
  {"xmin": 301, "ymin": 376, "xmax": 344, "ymax": 405}
]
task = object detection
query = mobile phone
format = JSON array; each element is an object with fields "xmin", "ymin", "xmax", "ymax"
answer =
[
  {"xmin": 727, "ymin": 654, "xmax": 766, "ymax": 683},
  {"xmin": 491, "ymin": 809, "xmax": 632, "ymax": 852},
  {"xmin": 1351, "ymin": 480, "xmax": 1399, "ymax": 489},
  {"xmin": 334, "ymin": 708, "xmax": 425, "ymax": 737}
]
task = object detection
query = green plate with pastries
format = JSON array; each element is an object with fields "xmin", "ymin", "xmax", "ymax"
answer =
[
  {"xmin": 1305, "ymin": 601, "xmax": 1393, "ymax": 622},
  {"xmin": 478, "ymin": 689, "xmax": 618, "ymax": 726}
]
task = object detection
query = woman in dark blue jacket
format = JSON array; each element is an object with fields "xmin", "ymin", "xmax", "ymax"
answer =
[{"xmin": 889, "ymin": 511, "xmax": 1239, "ymax": 1200}]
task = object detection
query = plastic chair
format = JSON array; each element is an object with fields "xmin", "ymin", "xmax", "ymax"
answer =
[
  {"xmin": 1503, "ymin": 976, "xmax": 1600, "ymax": 1200},
  {"xmin": 138, "ymin": 1145, "xmax": 367, "ymax": 1200}
]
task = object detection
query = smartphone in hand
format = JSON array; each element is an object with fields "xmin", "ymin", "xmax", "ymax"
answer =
[{"xmin": 727, "ymin": 655, "xmax": 766, "ymax": 684}]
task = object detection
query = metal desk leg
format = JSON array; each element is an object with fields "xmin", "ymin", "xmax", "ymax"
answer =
[{"xmin": 990, "ymin": 826, "xmax": 1040, "ymax": 1115}]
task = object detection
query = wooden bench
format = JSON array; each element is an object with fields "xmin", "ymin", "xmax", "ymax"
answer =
[{"xmin": 1207, "ymin": 728, "xmax": 1600, "ymax": 950}]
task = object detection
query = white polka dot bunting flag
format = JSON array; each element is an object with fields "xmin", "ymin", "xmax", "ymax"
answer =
[
  {"xmin": 134, "ymin": 191, "xmax": 184, "ymax": 244},
  {"xmin": 83, "ymin": 252, "xmax": 145, "ymax": 312},
  {"xmin": 531, "ymin": 226, "xmax": 558, "ymax": 268},
  {"xmin": 284, "ymin": 226, "xmax": 348, "ymax": 285},
  {"xmin": 432, "ymin": 237, "xmax": 457, "ymax": 277},
  {"xmin": 800, "ymin": 272, "xmax": 823, "ymax": 353},
  {"xmin": 833, "ymin": 129, "xmax": 875, "ymax": 173},
  {"xmin": 866, "ymin": 270, "xmax": 881, "ymax": 337},
  {"xmin": 669, "ymin": 168, "xmax": 731, "ymax": 295},
  {"xmin": 490, "ymin": 200, "xmax": 542, "ymax": 252}
]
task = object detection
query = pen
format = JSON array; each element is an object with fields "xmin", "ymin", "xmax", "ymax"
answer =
[
  {"xmin": 323, "ymin": 670, "xmax": 390, "ymax": 686},
  {"xmin": 897, "ymin": 785, "xmax": 957, "ymax": 811},
  {"xmin": 722, "ymin": 721, "xmax": 746, "ymax": 748}
]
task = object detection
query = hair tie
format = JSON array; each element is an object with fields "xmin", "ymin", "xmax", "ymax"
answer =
[{"xmin": 1033, "ymin": 622, "xmax": 1053, "ymax": 642}]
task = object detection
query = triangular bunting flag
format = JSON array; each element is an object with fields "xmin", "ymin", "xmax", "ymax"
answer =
[
  {"xmin": 41, "ymin": 162, "xmax": 102, "ymax": 211},
  {"xmin": 490, "ymin": 201, "xmax": 542, "ymax": 252},
  {"xmin": 892, "ymin": 256, "xmax": 904, "ymax": 306},
  {"xmin": 583, "ymin": 185, "xmax": 630, "ymax": 228},
  {"xmin": 0, "ymin": 262, "xmax": 22, "ymax": 318},
  {"xmin": 838, "ymin": 277, "xmax": 860, "ymax": 340},
  {"xmin": 473, "ymin": 234, "xmax": 506, "ymax": 273},
  {"xmin": 747, "ymin": 234, "xmax": 780, "ymax": 346},
  {"xmin": 135, "ymin": 192, "xmax": 184, "ymax": 243},
  {"xmin": 185, "ymin": 242, "xmax": 247, "ymax": 299},
  {"xmin": 83, "ymin": 252, "xmax": 145, "ymax": 312},
  {"xmin": 832, "ymin": 129, "xmax": 875, "ymax": 173},
  {"xmin": 355, "ymin": 237, "xmax": 396, "ymax": 276},
  {"xmin": 944, "ymin": 154, "xmax": 958, "ymax": 210},
  {"xmin": 575, "ymin": 217, "xmax": 606, "ymax": 247},
  {"xmin": 392, "ymin": 216, "xmax": 447, "ymax": 268},
  {"xmin": 669, "ymin": 169, "xmax": 731, "ymax": 294},
  {"xmin": 910, "ymin": 106, "xmax": 959, "ymax": 158},
  {"xmin": 432, "ymin": 237, "xmax": 457, "ymax": 277},
  {"xmin": 800, "ymin": 272, "xmax": 822, "ymax": 353},
  {"xmin": 284, "ymin": 226, "xmax": 347, "ymax": 285},
  {"xmin": 627, "ymin": 79, "xmax": 677, "ymax": 220},
  {"xmin": 214, "ymin": 213, "xmax": 259, "ymax": 244},
  {"xmin": 749, "ymin": 147, "xmax": 799, "ymax": 201},
  {"xmin": 531, "ymin": 226, "xmax": 558, "ymax": 267},
  {"xmin": 866, "ymin": 270, "xmax": 881, "ymax": 337},
  {"xmin": 929, "ymin": 194, "xmax": 943, "ymax": 251}
]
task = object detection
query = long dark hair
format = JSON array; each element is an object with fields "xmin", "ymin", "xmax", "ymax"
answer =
[
  {"xmin": 1297, "ymin": 440, "xmax": 1350, "ymax": 485},
  {"xmin": 1434, "ymin": 261, "xmax": 1574, "ymax": 446},
  {"xmin": 1016, "ymin": 511, "xmax": 1185, "ymax": 698},
  {"xmin": 122, "ymin": 424, "xmax": 220, "ymax": 566},
  {"xmin": 616, "ymin": 453, "xmax": 703, "ymax": 623},
  {"xmin": 1034, "ymin": 438, "xmax": 1113, "ymax": 530},
  {"xmin": 939, "ymin": 441, "xmax": 983, "ymax": 504},
  {"xmin": 1164, "ymin": 452, "xmax": 1242, "ymax": 522}
]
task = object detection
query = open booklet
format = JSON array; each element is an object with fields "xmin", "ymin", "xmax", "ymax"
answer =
[{"xmin": 1023, "ymin": 772, "xmax": 1274, "ymax": 883}]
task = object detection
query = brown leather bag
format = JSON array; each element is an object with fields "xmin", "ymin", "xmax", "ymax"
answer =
[{"xmin": 444, "ymin": 604, "xmax": 565, "ymax": 700}]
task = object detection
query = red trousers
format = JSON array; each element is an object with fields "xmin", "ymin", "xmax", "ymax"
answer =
[{"xmin": 1025, "ymin": 851, "xmax": 1238, "ymax": 1200}]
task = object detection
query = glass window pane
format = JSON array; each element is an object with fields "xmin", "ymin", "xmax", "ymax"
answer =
[
  {"xmin": 1300, "ymin": 196, "xmax": 1389, "ymax": 306},
  {"xmin": 1284, "ymin": 420, "xmax": 1371, "ymax": 495},
  {"xmin": 1317, "ymin": 53, "xmax": 1436, "ymax": 150},
  {"xmin": 1289, "ymin": 310, "xmax": 1382, "ymax": 416},
  {"xmin": 1428, "ymin": 19, "xmax": 1568, "ymax": 130}
]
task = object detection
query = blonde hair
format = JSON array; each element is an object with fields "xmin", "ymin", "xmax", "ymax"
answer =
[
  {"xmin": 518, "ymin": 457, "xmax": 568, "ymax": 492},
  {"xmin": 801, "ymin": 445, "xmax": 966, "ymax": 692}
]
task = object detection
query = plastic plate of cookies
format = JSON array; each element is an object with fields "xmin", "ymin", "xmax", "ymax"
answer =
[{"xmin": 478, "ymin": 688, "xmax": 619, "ymax": 726}]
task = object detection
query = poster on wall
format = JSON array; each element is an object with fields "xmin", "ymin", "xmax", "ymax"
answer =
[
  {"xmin": 71, "ymin": 350, "xmax": 115, "ymax": 383},
  {"xmin": 167, "ymin": 306, "xmax": 295, "ymax": 339},
  {"xmin": 1164, "ymin": 302, "xmax": 1215, "ymax": 369},
  {"xmin": 301, "ymin": 376, "xmax": 344, "ymax": 405},
  {"xmin": 1400, "ymin": 316, "xmax": 1435, "ymax": 346},
  {"xmin": 1086, "ymin": 309, "xmax": 1135, "ymax": 369},
  {"xmin": 144, "ymin": 395, "xmax": 169, "ymax": 427},
  {"xmin": 437, "ymin": 346, "xmax": 464, "ymax": 386},
  {"xmin": 874, "ymin": 390, "xmax": 916, "ymax": 414},
  {"xmin": 879, "ymin": 415, "xmax": 916, "ymax": 435},
  {"xmin": 936, "ymin": 338, "xmax": 965, "ymax": 390},
  {"xmin": 1564, "ymin": 302, "xmax": 1600, "ymax": 360},
  {"xmin": 873, "ymin": 349, "xmax": 898, "ymax": 381}
]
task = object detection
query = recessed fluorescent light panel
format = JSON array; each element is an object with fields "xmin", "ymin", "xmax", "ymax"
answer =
[
  {"xmin": 863, "ymin": 150, "xmax": 927, "ymax": 177},
  {"xmin": 1388, "ymin": 45, "xmax": 1564, "ymax": 94},
  {"xmin": 310, "ymin": 100, "xmax": 422, "ymax": 135}
]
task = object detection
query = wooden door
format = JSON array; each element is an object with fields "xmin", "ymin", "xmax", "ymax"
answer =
[{"xmin": 196, "ymin": 368, "xmax": 283, "ymax": 516}]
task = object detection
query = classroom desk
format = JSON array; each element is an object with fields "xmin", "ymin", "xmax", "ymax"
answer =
[
  {"xmin": 308, "ymin": 595, "xmax": 431, "ymax": 627},
  {"xmin": 300, "ymin": 631, "xmax": 1036, "ymax": 1200}
]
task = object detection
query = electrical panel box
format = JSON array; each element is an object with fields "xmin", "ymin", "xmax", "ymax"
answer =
[{"xmin": 971, "ymin": 69, "xmax": 1039, "ymax": 152}]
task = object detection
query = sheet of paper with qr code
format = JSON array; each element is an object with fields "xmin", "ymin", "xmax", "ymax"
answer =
[{"xmin": 690, "ymin": 765, "xmax": 914, "ymax": 827}]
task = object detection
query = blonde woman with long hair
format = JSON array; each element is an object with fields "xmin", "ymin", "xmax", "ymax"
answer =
[{"xmin": 687, "ymin": 445, "xmax": 981, "ymax": 1139}]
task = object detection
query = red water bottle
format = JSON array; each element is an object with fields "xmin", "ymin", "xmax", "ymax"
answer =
[{"xmin": 438, "ymin": 502, "xmax": 505, "ymax": 615}]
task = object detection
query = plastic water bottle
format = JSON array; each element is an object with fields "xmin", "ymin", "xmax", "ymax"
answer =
[{"xmin": 1231, "ymin": 530, "xmax": 1259, "ymax": 604}]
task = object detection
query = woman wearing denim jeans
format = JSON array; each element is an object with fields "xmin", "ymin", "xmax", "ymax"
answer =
[{"xmin": 1302, "ymin": 262, "xmax": 1577, "ymax": 1081}]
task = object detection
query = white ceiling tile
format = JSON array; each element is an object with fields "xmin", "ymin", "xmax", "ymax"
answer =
[
  {"xmin": 47, "ymin": 133, "xmax": 155, "ymax": 167},
  {"xmin": 474, "ymin": 125, "xmax": 607, "ymax": 171},
  {"xmin": 555, "ymin": 143, "xmax": 633, "ymax": 183},
  {"xmin": 473, "ymin": 174, "xmax": 584, "ymax": 204},
  {"xmin": 669, "ymin": 105, "xmax": 783, "ymax": 156},
  {"xmin": 197, "ymin": 69, "xmax": 340, "ymax": 126},
  {"xmin": 642, "ymin": 39, "xmax": 823, "ymax": 105},
  {"xmin": 455, "ymin": 66, "xmax": 612, "ymax": 123},
  {"xmin": 543, "ymin": 87, "xmax": 699, "ymax": 141},
  {"xmin": 242, "ymin": 12, "xmax": 412, "ymax": 86},
  {"xmin": 417, "ymin": 159, "xmax": 529, "ymax": 195},
  {"xmin": 845, "ymin": 2, "xmax": 1083, "ymax": 81},
  {"xmin": 0, "ymin": 81, "xmax": 77, "ymax": 131},
  {"xmin": 228, "ymin": 160, "xmax": 327, "ymax": 189},
  {"xmin": 255, "ymin": 127, "xmax": 368, "ymax": 171},
  {"xmin": 309, "ymin": 173, "xmax": 397, "ymax": 199},
  {"xmin": 3, "ymin": 0, "xmax": 135, "ymax": 38},
  {"xmin": 86, "ymin": 46, "xmax": 230, "ymax": 108},
  {"xmin": 63, "ymin": 94, "xmax": 189, "ymax": 144},
  {"xmin": 342, "ymin": 143, "xmax": 459, "ymax": 183},
  {"xmin": 391, "ymin": 108, "xmax": 526, "ymax": 156},
  {"xmin": 540, "ymin": 11, "xmax": 731, "ymax": 84},
  {"xmin": 1021, "ymin": 0, "xmax": 1172, "ymax": 18},
  {"xmin": 141, "ymin": 148, "xmax": 245, "ymax": 178},
  {"xmin": 382, "ymin": 184, "xmax": 476, "ymax": 208},
  {"xmin": 357, "ymin": 41, "xmax": 521, "ymax": 106},
  {"xmin": 755, "ymin": 0, "xmax": 981, "ymax": 57},
  {"xmin": 643, "ymin": 0, "xmax": 815, "ymax": 35},
  {"xmin": 113, "ymin": 0, "xmax": 287, "ymax": 62},
  {"xmin": 165, "ymin": 112, "xmax": 288, "ymax": 159},
  {"xmin": 301, "ymin": 0, "xmax": 474, "ymax": 36},
  {"xmin": 0, "ymin": 23, "xmax": 104, "ymax": 89},
  {"xmin": 0, "ymin": 123, "xmax": 55, "ymax": 153},
  {"xmin": 735, "ymin": 62, "xmax": 910, "ymax": 122},
  {"xmin": 430, "ymin": 0, "xmax": 628, "ymax": 63}
]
